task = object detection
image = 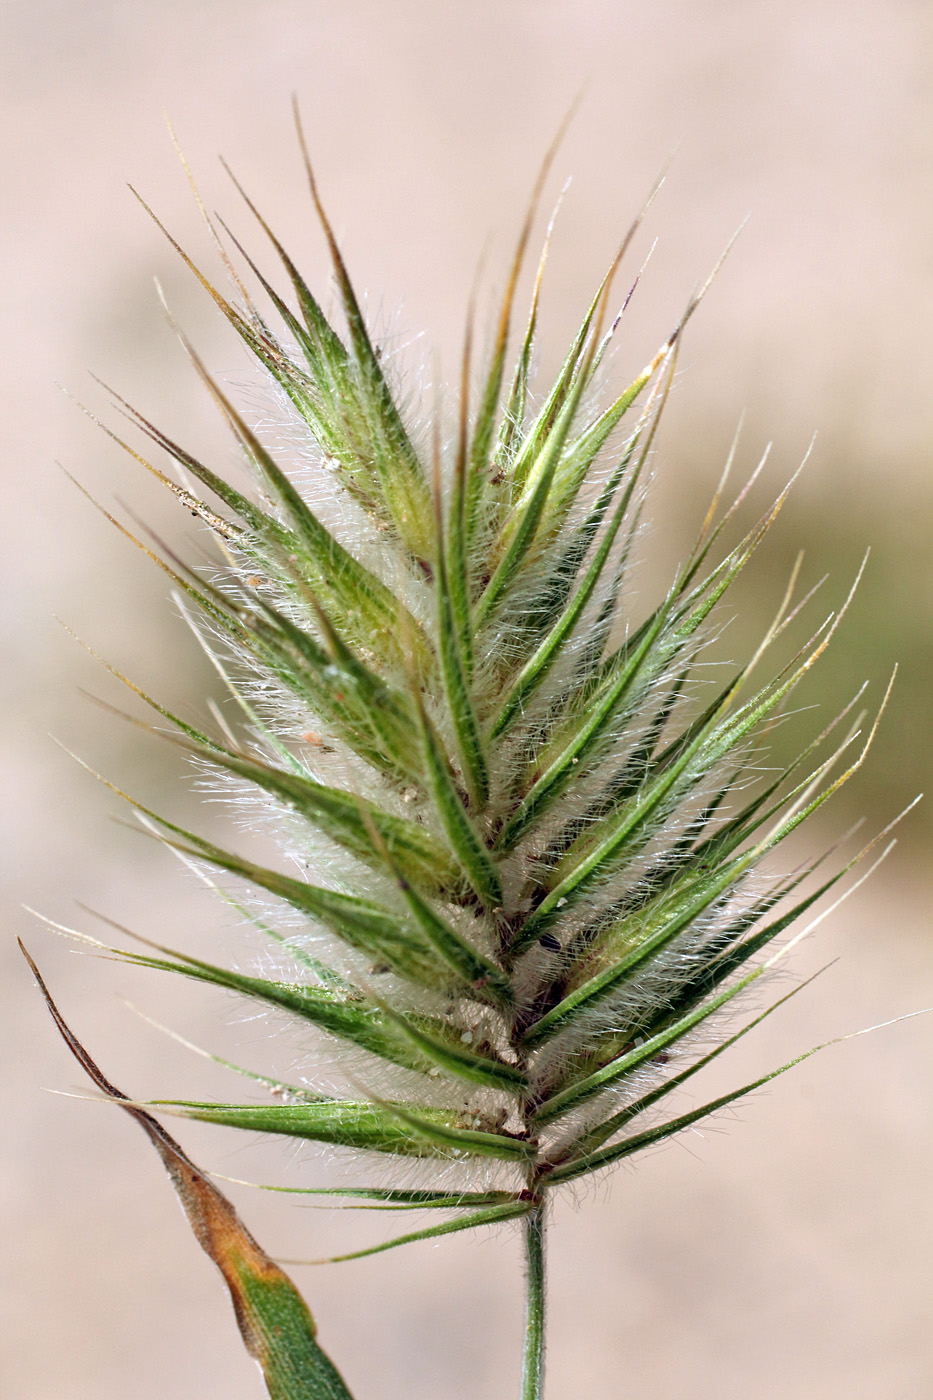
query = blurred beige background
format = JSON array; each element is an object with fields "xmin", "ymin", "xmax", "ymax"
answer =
[{"xmin": 4, "ymin": 3, "xmax": 932, "ymax": 1398}]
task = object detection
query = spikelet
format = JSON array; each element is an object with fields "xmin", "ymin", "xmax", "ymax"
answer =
[{"xmin": 28, "ymin": 121, "xmax": 900, "ymax": 1399}]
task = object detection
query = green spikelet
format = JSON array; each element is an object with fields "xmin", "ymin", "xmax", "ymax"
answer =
[{"xmin": 28, "ymin": 125, "xmax": 900, "ymax": 1400}]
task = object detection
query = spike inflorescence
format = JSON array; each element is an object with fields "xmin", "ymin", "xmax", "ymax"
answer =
[{"xmin": 35, "ymin": 129, "xmax": 898, "ymax": 1398}]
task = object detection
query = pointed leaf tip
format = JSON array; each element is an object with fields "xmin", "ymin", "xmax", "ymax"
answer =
[{"xmin": 21, "ymin": 943, "xmax": 356, "ymax": 1400}]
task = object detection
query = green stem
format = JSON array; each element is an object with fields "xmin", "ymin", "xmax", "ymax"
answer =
[{"xmin": 521, "ymin": 1195, "xmax": 547, "ymax": 1400}]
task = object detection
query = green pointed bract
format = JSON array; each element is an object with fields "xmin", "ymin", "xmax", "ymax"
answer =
[
  {"xmin": 162, "ymin": 1096, "xmax": 533, "ymax": 1162},
  {"xmin": 462, "ymin": 124, "xmax": 566, "ymax": 551},
  {"xmin": 293, "ymin": 113, "xmax": 434, "ymax": 563},
  {"xmin": 235, "ymin": 600, "xmax": 422, "ymax": 783},
  {"xmin": 377, "ymin": 1003, "xmax": 525, "ymax": 1092},
  {"xmin": 494, "ymin": 233, "xmax": 545, "ymax": 471},
  {"xmin": 489, "ymin": 436, "xmax": 643, "ymax": 739},
  {"xmin": 188, "ymin": 744, "xmax": 460, "ymax": 894},
  {"xmin": 522, "ymin": 853, "xmax": 854, "ymax": 1056},
  {"xmin": 86, "ymin": 473, "xmax": 425, "ymax": 787},
  {"xmin": 541, "ymin": 364, "xmax": 652, "ymax": 524},
  {"xmin": 240, "ymin": 1185, "xmax": 523, "ymax": 1208},
  {"xmin": 545, "ymin": 1041, "xmax": 827, "ymax": 1187},
  {"xmin": 218, "ymin": 163, "xmax": 355, "ymax": 387},
  {"xmin": 307, "ymin": 1202, "xmax": 532, "ymax": 1264},
  {"xmin": 475, "ymin": 337, "xmax": 600, "ymax": 629},
  {"xmin": 296, "ymin": 592, "xmax": 425, "ymax": 781},
  {"xmin": 552, "ymin": 975, "xmax": 822, "ymax": 1167},
  {"xmin": 391, "ymin": 874, "xmax": 511, "ymax": 1008},
  {"xmin": 414, "ymin": 690, "xmax": 502, "ymax": 908},
  {"xmin": 513, "ymin": 433, "xmax": 640, "ymax": 646},
  {"xmin": 186, "ymin": 353, "xmax": 427, "ymax": 664},
  {"xmin": 531, "ymin": 967, "xmax": 764, "ymax": 1125},
  {"xmin": 433, "ymin": 490, "xmax": 491, "ymax": 809},
  {"xmin": 493, "ymin": 595, "xmax": 680, "ymax": 852},
  {"xmin": 503, "ymin": 270, "xmax": 611, "ymax": 500},
  {"xmin": 43, "ymin": 143, "xmax": 900, "ymax": 1400},
  {"xmin": 118, "ymin": 812, "xmax": 482, "ymax": 999},
  {"xmin": 110, "ymin": 940, "xmax": 451, "ymax": 1078},
  {"xmin": 445, "ymin": 320, "xmax": 478, "ymax": 681},
  {"xmin": 113, "ymin": 931, "xmax": 522, "ymax": 1098},
  {"xmin": 511, "ymin": 600, "xmax": 844, "ymax": 948},
  {"xmin": 493, "ymin": 484, "xmax": 781, "ymax": 858}
]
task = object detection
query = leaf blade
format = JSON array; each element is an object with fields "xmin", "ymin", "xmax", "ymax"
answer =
[{"xmin": 22, "ymin": 944, "xmax": 355, "ymax": 1400}]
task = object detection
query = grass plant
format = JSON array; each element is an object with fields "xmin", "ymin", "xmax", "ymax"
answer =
[{"xmin": 25, "ymin": 115, "xmax": 905, "ymax": 1398}]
